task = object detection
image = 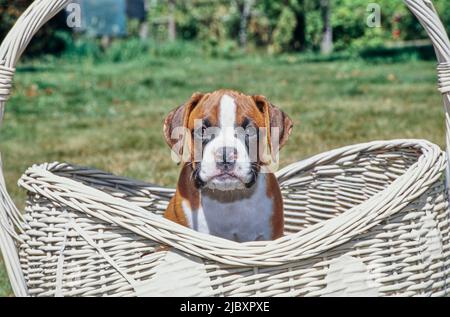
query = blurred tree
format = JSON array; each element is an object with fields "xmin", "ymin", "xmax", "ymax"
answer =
[
  {"xmin": 291, "ymin": 0, "xmax": 306, "ymax": 51},
  {"xmin": 271, "ymin": 6, "xmax": 296, "ymax": 53},
  {"xmin": 258, "ymin": 0, "xmax": 302, "ymax": 52},
  {"xmin": 235, "ymin": 0, "xmax": 254, "ymax": 48},
  {"xmin": 320, "ymin": 0, "xmax": 333, "ymax": 54},
  {"xmin": 167, "ymin": 0, "xmax": 176, "ymax": 41}
]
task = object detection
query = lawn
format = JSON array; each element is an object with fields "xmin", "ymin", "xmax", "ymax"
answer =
[{"xmin": 0, "ymin": 53, "xmax": 445, "ymax": 296}]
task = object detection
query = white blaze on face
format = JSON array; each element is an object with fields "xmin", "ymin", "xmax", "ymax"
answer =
[
  {"xmin": 200, "ymin": 94, "xmax": 252, "ymax": 190},
  {"xmin": 219, "ymin": 94, "xmax": 236, "ymax": 128}
]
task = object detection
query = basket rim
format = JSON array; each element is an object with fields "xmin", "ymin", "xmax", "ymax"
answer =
[{"xmin": 17, "ymin": 138, "xmax": 446, "ymax": 267}]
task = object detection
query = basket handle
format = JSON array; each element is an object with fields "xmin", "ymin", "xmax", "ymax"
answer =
[
  {"xmin": 403, "ymin": 0, "xmax": 450, "ymax": 193},
  {"xmin": 0, "ymin": 0, "xmax": 450, "ymax": 296},
  {"xmin": 0, "ymin": 0, "xmax": 72, "ymax": 297}
]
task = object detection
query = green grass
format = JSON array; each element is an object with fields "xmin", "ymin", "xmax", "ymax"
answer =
[{"xmin": 0, "ymin": 53, "xmax": 444, "ymax": 296}]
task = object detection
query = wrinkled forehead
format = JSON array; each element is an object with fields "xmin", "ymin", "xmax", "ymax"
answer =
[{"xmin": 188, "ymin": 92, "xmax": 265, "ymax": 128}]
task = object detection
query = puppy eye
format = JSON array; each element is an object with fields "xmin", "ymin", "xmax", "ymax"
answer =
[
  {"xmin": 193, "ymin": 126, "xmax": 205, "ymax": 140},
  {"xmin": 194, "ymin": 126, "xmax": 214, "ymax": 141},
  {"xmin": 245, "ymin": 125, "xmax": 257, "ymax": 138}
]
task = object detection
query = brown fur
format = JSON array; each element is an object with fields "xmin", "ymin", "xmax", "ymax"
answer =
[
  {"xmin": 164, "ymin": 164, "xmax": 199, "ymax": 226},
  {"xmin": 265, "ymin": 173, "xmax": 284, "ymax": 239}
]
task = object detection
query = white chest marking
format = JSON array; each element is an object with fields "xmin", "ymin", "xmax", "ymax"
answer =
[{"xmin": 182, "ymin": 175, "xmax": 274, "ymax": 242}]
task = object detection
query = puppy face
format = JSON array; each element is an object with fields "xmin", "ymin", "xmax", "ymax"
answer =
[{"xmin": 164, "ymin": 90, "xmax": 293, "ymax": 191}]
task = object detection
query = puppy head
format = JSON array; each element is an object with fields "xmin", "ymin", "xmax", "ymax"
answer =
[{"xmin": 163, "ymin": 90, "xmax": 293, "ymax": 191}]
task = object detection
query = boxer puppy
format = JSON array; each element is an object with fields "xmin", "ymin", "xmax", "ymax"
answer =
[{"xmin": 163, "ymin": 89, "xmax": 293, "ymax": 242}]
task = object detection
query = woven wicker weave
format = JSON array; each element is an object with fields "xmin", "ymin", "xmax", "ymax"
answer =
[{"xmin": 1, "ymin": 0, "xmax": 450, "ymax": 297}]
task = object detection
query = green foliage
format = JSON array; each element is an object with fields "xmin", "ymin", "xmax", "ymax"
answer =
[
  {"xmin": 60, "ymin": 36, "xmax": 201, "ymax": 63},
  {"xmin": 271, "ymin": 7, "xmax": 297, "ymax": 54},
  {"xmin": 104, "ymin": 38, "xmax": 150, "ymax": 62},
  {"xmin": 63, "ymin": 36, "xmax": 103, "ymax": 61},
  {"xmin": 148, "ymin": 0, "xmax": 240, "ymax": 56},
  {"xmin": 127, "ymin": 18, "xmax": 143, "ymax": 38},
  {"xmin": 305, "ymin": 10, "xmax": 323, "ymax": 50},
  {"xmin": 146, "ymin": 0, "xmax": 450, "ymax": 56},
  {"xmin": 359, "ymin": 44, "xmax": 436, "ymax": 63},
  {"xmin": 430, "ymin": 0, "xmax": 450, "ymax": 35},
  {"xmin": 331, "ymin": 0, "xmax": 402, "ymax": 51},
  {"xmin": 148, "ymin": 40, "xmax": 200, "ymax": 58},
  {"xmin": 331, "ymin": 0, "xmax": 449, "ymax": 52},
  {"xmin": 3, "ymin": 0, "xmax": 450, "ymax": 58},
  {"xmin": 203, "ymin": 39, "xmax": 241, "ymax": 59}
]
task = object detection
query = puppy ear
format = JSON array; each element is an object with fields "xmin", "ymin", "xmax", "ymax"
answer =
[
  {"xmin": 252, "ymin": 95, "xmax": 293, "ymax": 162},
  {"xmin": 163, "ymin": 92, "xmax": 205, "ymax": 161}
]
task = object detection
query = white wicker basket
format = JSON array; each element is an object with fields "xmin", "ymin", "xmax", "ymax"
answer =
[{"xmin": 1, "ymin": 0, "xmax": 450, "ymax": 297}]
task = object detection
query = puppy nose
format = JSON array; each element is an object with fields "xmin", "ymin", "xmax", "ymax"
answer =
[{"xmin": 215, "ymin": 147, "xmax": 237, "ymax": 170}]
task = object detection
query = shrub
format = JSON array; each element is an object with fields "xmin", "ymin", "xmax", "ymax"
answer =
[{"xmin": 271, "ymin": 7, "xmax": 297, "ymax": 54}]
